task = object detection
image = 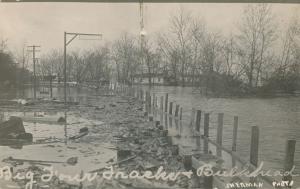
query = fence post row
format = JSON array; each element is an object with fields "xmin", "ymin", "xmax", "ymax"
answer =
[{"xmin": 134, "ymin": 88, "xmax": 297, "ymax": 189}]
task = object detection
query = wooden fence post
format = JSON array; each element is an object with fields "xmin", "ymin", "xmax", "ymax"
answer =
[
  {"xmin": 164, "ymin": 93, "xmax": 168, "ymax": 113},
  {"xmin": 148, "ymin": 92, "xmax": 152, "ymax": 114},
  {"xmin": 283, "ymin": 139, "xmax": 296, "ymax": 183},
  {"xmin": 160, "ymin": 96, "xmax": 164, "ymax": 111},
  {"xmin": 160, "ymin": 96, "xmax": 164, "ymax": 127},
  {"xmin": 145, "ymin": 91, "xmax": 148, "ymax": 113},
  {"xmin": 168, "ymin": 102, "xmax": 173, "ymax": 128},
  {"xmin": 190, "ymin": 108, "xmax": 196, "ymax": 127},
  {"xmin": 232, "ymin": 116, "xmax": 238, "ymax": 152},
  {"xmin": 144, "ymin": 91, "xmax": 148, "ymax": 116},
  {"xmin": 195, "ymin": 110, "xmax": 201, "ymax": 132},
  {"xmin": 169, "ymin": 115, "xmax": 173, "ymax": 128},
  {"xmin": 203, "ymin": 176, "xmax": 213, "ymax": 189},
  {"xmin": 154, "ymin": 96, "xmax": 158, "ymax": 119},
  {"xmin": 183, "ymin": 155, "xmax": 192, "ymax": 170},
  {"xmin": 169, "ymin": 102, "xmax": 173, "ymax": 115},
  {"xmin": 152, "ymin": 93, "xmax": 156, "ymax": 108},
  {"xmin": 175, "ymin": 104, "xmax": 180, "ymax": 117},
  {"xmin": 216, "ymin": 113, "xmax": 224, "ymax": 157},
  {"xmin": 180, "ymin": 107, "xmax": 183, "ymax": 120},
  {"xmin": 204, "ymin": 113, "xmax": 209, "ymax": 154},
  {"xmin": 204, "ymin": 113, "xmax": 209, "ymax": 137},
  {"xmin": 139, "ymin": 89, "xmax": 141, "ymax": 100},
  {"xmin": 250, "ymin": 126, "xmax": 259, "ymax": 167},
  {"xmin": 249, "ymin": 126, "xmax": 259, "ymax": 185},
  {"xmin": 140, "ymin": 89, "xmax": 143, "ymax": 101}
]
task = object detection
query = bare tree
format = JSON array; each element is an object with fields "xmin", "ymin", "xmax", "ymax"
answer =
[
  {"xmin": 220, "ymin": 34, "xmax": 237, "ymax": 76},
  {"xmin": 190, "ymin": 17, "xmax": 206, "ymax": 86},
  {"xmin": 278, "ymin": 15, "xmax": 300, "ymax": 77},
  {"xmin": 168, "ymin": 7, "xmax": 193, "ymax": 86},
  {"xmin": 237, "ymin": 4, "xmax": 276, "ymax": 88},
  {"xmin": 85, "ymin": 46, "xmax": 111, "ymax": 87},
  {"xmin": 112, "ymin": 33, "xmax": 140, "ymax": 84}
]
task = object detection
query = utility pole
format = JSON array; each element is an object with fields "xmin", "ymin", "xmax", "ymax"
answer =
[
  {"xmin": 27, "ymin": 45, "xmax": 41, "ymax": 100},
  {"xmin": 22, "ymin": 47, "xmax": 25, "ymax": 98},
  {"xmin": 63, "ymin": 32, "xmax": 102, "ymax": 108},
  {"xmin": 139, "ymin": 0, "xmax": 147, "ymax": 86}
]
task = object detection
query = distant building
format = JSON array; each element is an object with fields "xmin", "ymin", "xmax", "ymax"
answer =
[{"xmin": 133, "ymin": 73, "xmax": 165, "ymax": 85}]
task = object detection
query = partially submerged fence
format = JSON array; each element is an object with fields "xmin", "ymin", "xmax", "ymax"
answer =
[
  {"xmin": 113, "ymin": 84, "xmax": 297, "ymax": 189},
  {"xmin": 26, "ymin": 81, "xmax": 296, "ymax": 188}
]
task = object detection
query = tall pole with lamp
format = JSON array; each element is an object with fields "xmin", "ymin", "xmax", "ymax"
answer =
[{"xmin": 63, "ymin": 32, "xmax": 102, "ymax": 108}]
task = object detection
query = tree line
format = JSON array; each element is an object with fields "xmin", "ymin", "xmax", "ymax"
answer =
[{"xmin": 1, "ymin": 4, "xmax": 300, "ymax": 96}]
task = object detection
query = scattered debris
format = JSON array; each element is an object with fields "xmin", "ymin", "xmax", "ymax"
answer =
[
  {"xmin": 66, "ymin": 157, "xmax": 78, "ymax": 165},
  {"xmin": 0, "ymin": 116, "xmax": 25, "ymax": 137},
  {"xmin": 57, "ymin": 117, "xmax": 66, "ymax": 123},
  {"xmin": 16, "ymin": 99, "xmax": 34, "ymax": 106},
  {"xmin": 90, "ymin": 155, "xmax": 137, "ymax": 173},
  {"xmin": 0, "ymin": 91, "xmax": 190, "ymax": 189},
  {"xmin": 3, "ymin": 156, "xmax": 65, "ymax": 164},
  {"xmin": 95, "ymin": 105, "xmax": 105, "ymax": 110},
  {"xmin": 69, "ymin": 131, "xmax": 88, "ymax": 140},
  {"xmin": 0, "ymin": 116, "xmax": 33, "ymax": 142},
  {"xmin": 109, "ymin": 103, "xmax": 117, "ymax": 107},
  {"xmin": 79, "ymin": 127, "xmax": 89, "ymax": 133}
]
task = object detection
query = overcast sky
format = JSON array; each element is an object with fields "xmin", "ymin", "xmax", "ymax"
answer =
[{"xmin": 0, "ymin": 2, "xmax": 299, "ymax": 56}]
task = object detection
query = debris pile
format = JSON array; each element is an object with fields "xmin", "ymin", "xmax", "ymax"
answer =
[
  {"xmin": 0, "ymin": 116, "xmax": 32, "ymax": 142},
  {"xmin": 0, "ymin": 92, "xmax": 193, "ymax": 189}
]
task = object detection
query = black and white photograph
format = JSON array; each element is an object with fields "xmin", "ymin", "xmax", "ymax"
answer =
[{"xmin": 0, "ymin": 1, "xmax": 299, "ymax": 188}]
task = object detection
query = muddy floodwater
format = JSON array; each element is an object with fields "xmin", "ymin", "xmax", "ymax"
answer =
[
  {"xmin": 1, "ymin": 85, "xmax": 300, "ymax": 187},
  {"xmin": 145, "ymin": 86, "xmax": 300, "ymax": 178},
  {"xmin": 0, "ymin": 111, "xmax": 115, "ymax": 176}
]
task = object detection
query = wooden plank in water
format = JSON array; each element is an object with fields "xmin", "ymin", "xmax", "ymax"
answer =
[{"xmin": 21, "ymin": 116, "xmax": 62, "ymax": 124}]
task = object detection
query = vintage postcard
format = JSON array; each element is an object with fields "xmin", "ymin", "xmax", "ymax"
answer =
[{"xmin": 0, "ymin": 0, "xmax": 299, "ymax": 189}]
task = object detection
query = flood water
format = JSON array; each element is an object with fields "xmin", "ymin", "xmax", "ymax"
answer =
[
  {"xmin": 2, "ymin": 85, "xmax": 300, "ymax": 187},
  {"xmin": 0, "ymin": 110, "xmax": 115, "ymax": 177},
  {"xmin": 145, "ymin": 86, "xmax": 300, "ymax": 184},
  {"xmin": 0, "ymin": 86, "xmax": 117, "ymax": 188}
]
